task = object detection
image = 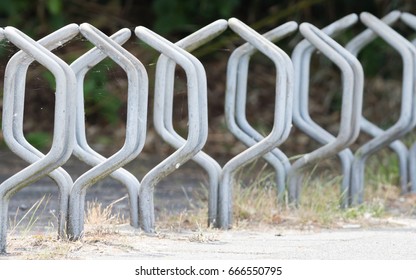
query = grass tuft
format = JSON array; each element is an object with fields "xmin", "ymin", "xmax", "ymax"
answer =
[
  {"xmin": 9, "ymin": 195, "xmax": 51, "ymax": 236},
  {"xmin": 83, "ymin": 196, "xmax": 127, "ymax": 237}
]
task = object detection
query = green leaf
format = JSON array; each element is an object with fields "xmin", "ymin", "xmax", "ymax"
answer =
[{"xmin": 47, "ymin": 0, "xmax": 62, "ymax": 15}]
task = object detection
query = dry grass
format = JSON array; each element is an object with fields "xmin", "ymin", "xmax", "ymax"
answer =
[
  {"xmin": 9, "ymin": 195, "xmax": 52, "ymax": 236},
  {"xmin": 83, "ymin": 196, "xmax": 127, "ymax": 237},
  {"xmin": 4, "ymin": 196, "xmax": 130, "ymax": 259},
  {"xmin": 155, "ymin": 154, "xmax": 410, "ymax": 233},
  {"xmin": 3, "ymin": 150, "xmax": 415, "ymax": 259},
  {"xmin": 229, "ymin": 154, "xmax": 412, "ymax": 230}
]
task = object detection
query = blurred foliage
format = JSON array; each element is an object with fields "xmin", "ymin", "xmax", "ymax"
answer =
[
  {"xmin": 0, "ymin": 0, "xmax": 65, "ymax": 35},
  {"xmin": 0, "ymin": 0, "xmax": 414, "ymax": 36},
  {"xmin": 82, "ymin": 60, "xmax": 123, "ymax": 125},
  {"xmin": 152, "ymin": 0, "xmax": 240, "ymax": 34},
  {"xmin": 25, "ymin": 131, "xmax": 52, "ymax": 150},
  {"xmin": 0, "ymin": 0, "xmax": 415, "ymax": 154}
]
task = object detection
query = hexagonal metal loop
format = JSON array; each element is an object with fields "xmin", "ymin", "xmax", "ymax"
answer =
[
  {"xmin": 344, "ymin": 11, "xmax": 409, "ymax": 197},
  {"xmin": 0, "ymin": 26, "xmax": 77, "ymax": 253},
  {"xmin": 67, "ymin": 23, "xmax": 149, "ymax": 240},
  {"xmin": 0, "ymin": 25, "xmax": 79, "ymax": 247},
  {"xmin": 153, "ymin": 20, "xmax": 226, "ymax": 227},
  {"xmin": 135, "ymin": 26, "xmax": 208, "ymax": 233},
  {"xmin": 69, "ymin": 28, "xmax": 142, "ymax": 232},
  {"xmin": 290, "ymin": 15, "xmax": 358, "ymax": 207},
  {"xmin": 218, "ymin": 18, "xmax": 294, "ymax": 229},
  {"xmin": 287, "ymin": 22, "xmax": 364, "ymax": 206},
  {"xmin": 227, "ymin": 21, "xmax": 297, "ymax": 202},
  {"xmin": 348, "ymin": 12, "xmax": 416, "ymax": 205}
]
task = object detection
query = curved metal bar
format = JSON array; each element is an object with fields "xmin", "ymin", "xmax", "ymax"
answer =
[
  {"xmin": 154, "ymin": 20, "xmax": 227, "ymax": 226},
  {"xmin": 290, "ymin": 14, "xmax": 358, "ymax": 207},
  {"xmin": 0, "ymin": 27, "xmax": 76, "ymax": 253},
  {"xmin": 307, "ymin": 24, "xmax": 365, "ymax": 204},
  {"xmin": 135, "ymin": 27, "xmax": 207, "ymax": 233},
  {"xmin": 2, "ymin": 25, "xmax": 78, "ymax": 241},
  {"xmin": 232, "ymin": 22, "xmax": 297, "ymax": 201},
  {"xmin": 218, "ymin": 18, "xmax": 293, "ymax": 229},
  {"xmin": 288, "ymin": 22, "xmax": 363, "ymax": 205},
  {"xmin": 400, "ymin": 12, "xmax": 416, "ymax": 193},
  {"xmin": 349, "ymin": 12, "xmax": 416, "ymax": 205},
  {"xmin": 70, "ymin": 29, "xmax": 142, "ymax": 229},
  {"xmin": 67, "ymin": 23, "xmax": 148, "ymax": 239},
  {"xmin": 346, "ymin": 11, "xmax": 410, "ymax": 195},
  {"xmin": 409, "ymin": 142, "xmax": 416, "ymax": 193}
]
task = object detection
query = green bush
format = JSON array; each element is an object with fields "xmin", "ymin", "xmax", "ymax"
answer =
[{"xmin": 152, "ymin": 0, "xmax": 240, "ymax": 34}]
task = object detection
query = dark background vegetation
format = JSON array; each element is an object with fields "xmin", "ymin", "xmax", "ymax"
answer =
[{"xmin": 0, "ymin": 0, "xmax": 415, "ymax": 161}]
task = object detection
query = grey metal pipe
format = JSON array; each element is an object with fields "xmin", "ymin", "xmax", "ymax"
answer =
[
  {"xmin": 349, "ymin": 12, "xmax": 416, "ymax": 205},
  {"xmin": 153, "ymin": 20, "xmax": 226, "ymax": 227},
  {"xmin": 409, "ymin": 143, "xmax": 416, "ymax": 193},
  {"xmin": 67, "ymin": 23, "xmax": 148, "ymax": 239},
  {"xmin": 346, "ymin": 11, "xmax": 410, "ymax": 195},
  {"xmin": 290, "ymin": 14, "xmax": 358, "ymax": 207},
  {"xmin": 2, "ymin": 25, "xmax": 78, "ymax": 241},
  {"xmin": 0, "ymin": 27, "xmax": 76, "ymax": 253},
  {"xmin": 135, "ymin": 27, "xmax": 208, "ymax": 233},
  {"xmin": 231, "ymin": 22, "xmax": 297, "ymax": 201},
  {"xmin": 399, "ymin": 12, "xmax": 416, "ymax": 193},
  {"xmin": 70, "ymin": 29, "xmax": 142, "ymax": 229},
  {"xmin": 218, "ymin": 18, "xmax": 293, "ymax": 229},
  {"xmin": 288, "ymin": 22, "xmax": 364, "ymax": 205}
]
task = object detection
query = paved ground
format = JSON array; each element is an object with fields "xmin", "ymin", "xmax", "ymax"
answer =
[{"xmin": 70, "ymin": 218, "xmax": 416, "ymax": 259}]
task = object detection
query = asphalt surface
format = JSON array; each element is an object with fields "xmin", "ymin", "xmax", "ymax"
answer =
[{"xmin": 91, "ymin": 219, "xmax": 416, "ymax": 259}]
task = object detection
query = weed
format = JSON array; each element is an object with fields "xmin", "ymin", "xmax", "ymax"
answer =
[
  {"xmin": 188, "ymin": 222, "xmax": 219, "ymax": 243},
  {"xmin": 84, "ymin": 196, "xmax": 127, "ymax": 237},
  {"xmin": 9, "ymin": 195, "xmax": 51, "ymax": 236},
  {"xmin": 228, "ymin": 154, "xmax": 403, "ymax": 229}
]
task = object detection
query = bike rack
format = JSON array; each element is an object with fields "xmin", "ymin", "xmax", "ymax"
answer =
[
  {"xmin": 349, "ymin": 12, "xmax": 416, "ymax": 205},
  {"xmin": 290, "ymin": 14, "xmax": 358, "ymax": 207},
  {"xmin": 153, "ymin": 20, "xmax": 226, "ymax": 227},
  {"xmin": 0, "ymin": 14, "xmax": 415, "ymax": 251},
  {"xmin": 70, "ymin": 28, "xmax": 142, "ymax": 231},
  {"xmin": 218, "ymin": 18, "xmax": 294, "ymax": 229},
  {"xmin": 1, "ymin": 25, "xmax": 79, "ymax": 242},
  {"xmin": 67, "ymin": 23, "xmax": 148, "ymax": 240},
  {"xmin": 288, "ymin": 22, "xmax": 364, "ymax": 205},
  {"xmin": 135, "ymin": 27, "xmax": 208, "ymax": 233},
  {"xmin": 229, "ymin": 21, "xmax": 297, "ymax": 201},
  {"xmin": 0, "ymin": 26, "xmax": 77, "ymax": 253},
  {"xmin": 346, "ymin": 11, "xmax": 410, "ymax": 195}
]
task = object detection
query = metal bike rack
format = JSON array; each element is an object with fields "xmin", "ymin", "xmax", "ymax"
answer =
[
  {"xmin": 153, "ymin": 20, "xmax": 226, "ymax": 226},
  {"xmin": 218, "ymin": 18, "xmax": 294, "ymax": 229},
  {"xmin": 400, "ymin": 11, "xmax": 416, "ymax": 194},
  {"xmin": 349, "ymin": 12, "xmax": 416, "ymax": 205},
  {"xmin": 346, "ymin": 11, "xmax": 410, "ymax": 195},
  {"xmin": 135, "ymin": 26, "xmax": 208, "ymax": 233},
  {"xmin": 0, "ymin": 14, "xmax": 415, "ymax": 249},
  {"xmin": 288, "ymin": 22, "xmax": 364, "ymax": 205},
  {"xmin": 70, "ymin": 28, "xmax": 142, "ymax": 231},
  {"xmin": 67, "ymin": 23, "xmax": 148, "ymax": 239},
  {"xmin": 229, "ymin": 21, "xmax": 297, "ymax": 201},
  {"xmin": 0, "ymin": 26, "xmax": 77, "ymax": 253},
  {"xmin": 290, "ymin": 14, "xmax": 358, "ymax": 207},
  {"xmin": 1, "ymin": 25, "xmax": 79, "ymax": 242}
]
